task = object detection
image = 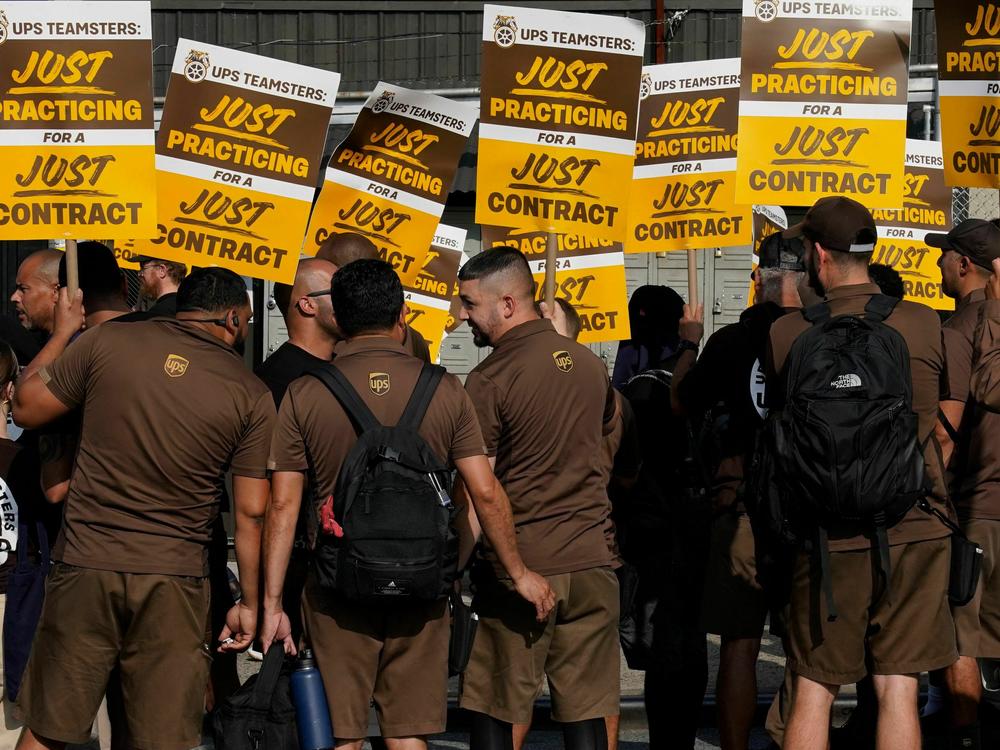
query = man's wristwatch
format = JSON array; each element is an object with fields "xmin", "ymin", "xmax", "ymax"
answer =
[{"xmin": 677, "ymin": 339, "xmax": 699, "ymax": 355}]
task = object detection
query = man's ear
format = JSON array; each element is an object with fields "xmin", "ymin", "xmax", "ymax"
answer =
[
  {"xmin": 295, "ymin": 295, "xmax": 317, "ymax": 317},
  {"xmin": 501, "ymin": 292, "xmax": 517, "ymax": 319}
]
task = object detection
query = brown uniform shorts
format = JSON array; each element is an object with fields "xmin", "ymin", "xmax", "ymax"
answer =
[
  {"xmin": 701, "ymin": 512, "xmax": 768, "ymax": 639},
  {"xmin": 301, "ymin": 576, "xmax": 449, "ymax": 739},
  {"xmin": 785, "ymin": 537, "xmax": 957, "ymax": 685},
  {"xmin": 18, "ymin": 563, "xmax": 211, "ymax": 750},
  {"xmin": 953, "ymin": 518, "xmax": 1000, "ymax": 658},
  {"xmin": 459, "ymin": 566, "xmax": 620, "ymax": 724}
]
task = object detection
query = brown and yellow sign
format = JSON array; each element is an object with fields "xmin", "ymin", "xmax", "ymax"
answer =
[
  {"xmin": 403, "ymin": 223, "xmax": 467, "ymax": 363},
  {"xmin": 145, "ymin": 38, "xmax": 340, "ymax": 283},
  {"xmin": 304, "ymin": 83, "xmax": 475, "ymax": 286},
  {"xmin": 872, "ymin": 139, "xmax": 954, "ymax": 310},
  {"xmin": 628, "ymin": 59, "xmax": 751, "ymax": 252},
  {"xmin": 736, "ymin": 1, "xmax": 913, "ymax": 207},
  {"xmin": 935, "ymin": 0, "xmax": 1000, "ymax": 187},
  {"xmin": 482, "ymin": 225, "xmax": 630, "ymax": 344},
  {"xmin": 477, "ymin": 5, "xmax": 645, "ymax": 240},
  {"xmin": 0, "ymin": 2, "xmax": 156, "ymax": 239},
  {"xmin": 748, "ymin": 204, "xmax": 788, "ymax": 306}
]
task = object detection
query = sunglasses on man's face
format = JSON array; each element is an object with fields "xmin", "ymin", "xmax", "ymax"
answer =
[{"xmin": 304, "ymin": 290, "xmax": 331, "ymax": 299}]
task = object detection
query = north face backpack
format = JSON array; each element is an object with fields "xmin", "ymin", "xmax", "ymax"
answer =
[
  {"xmin": 308, "ymin": 362, "xmax": 458, "ymax": 602},
  {"xmin": 772, "ymin": 294, "xmax": 927, "ymax": 619}
]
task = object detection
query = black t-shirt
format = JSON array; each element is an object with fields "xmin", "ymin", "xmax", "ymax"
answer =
[
  {"xmin": 0, "ymin": 316, "xmax": 44, "ymax": 365},
  {"xmin": 113, "ymin": 293, "xmax": 178, "ymax": 323},
  {"xmin": 255, "ymin": 342, "xmax": 330, "ymax": 408}
]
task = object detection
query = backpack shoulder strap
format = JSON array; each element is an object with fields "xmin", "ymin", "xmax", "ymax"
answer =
[
  {"xmin": 398, "ymin": 363, "xmax": 446, "ymax": 430},
  {"xmin": 308, "ymin": 364, "xmax": 381, "ymax": 434},
  {"xmin": 863, "ymin": 293, "xmax": 898, "ymax": 323},
  {"xmin": 801, "ymin": 302, "xmax": 831, "ymax": 325}
]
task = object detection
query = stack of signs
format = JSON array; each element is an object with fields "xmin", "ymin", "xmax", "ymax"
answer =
[
  {"xmin": 748, "ymin": 204, "xmax": 788, "ymax": 305},
  {"xmin": 935, "ymin": 0, "xmax": 1000, "ymax": 188},
  {"xmin": 477, "ymin": 5, "xmax": 642, "ymax": 343},
  {"xmin": 482, "ymin": 227, "xmax": 630, "ymax": 343},
  {"xmin": 305, "ymin": 83, "xmax": 475, "ymax": 285},
  {"xmin": 144, "ymin": 39, "xmax": 339, "ymax": 283},
  {"xmin": 0, "ymin": 2, "xmax": 156, "ymax": 239},
  {"xmin": 736, "ymin": 0, "xmax": 913, "ymax": 207},
  {"xmin": 628, "ymin": 59, "xmax": 751, "ymax": 253},
  {"xmin": 872, "ymin": 139, "xmax": 954, "ymax": 310},
  {"xmin": 402, "ymin": 223, "xmax": 467, "ymax": 363}
]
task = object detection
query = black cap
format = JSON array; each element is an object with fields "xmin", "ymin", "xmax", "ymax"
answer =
[
  {"xmin": 924, "ymin": 219, "xmax": 1000, "ymax": 271},
  {"xmin": 784, "ymin": 196, "xmax": 877, "ymax": 254},
  {"xmin": 57, "ymin": 241, "xmax": 122, "ymax": 295},
  {"xmin": 758, "ymin": 231, "xmax": 806, "ymax": 272}
]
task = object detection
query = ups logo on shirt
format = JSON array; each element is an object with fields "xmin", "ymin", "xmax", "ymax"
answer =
[
  {"xmin": 369, "ymin": 372, "xmax": 390, "ymax": 396},
  {"xmin": 163, "ymin": 354, "xmax": 190, "ymax": 378},
  {"xmin": 552, "ymin": 350, "xmax": 574, "ymax": 373}
]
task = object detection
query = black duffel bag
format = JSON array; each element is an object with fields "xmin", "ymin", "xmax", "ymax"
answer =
[{"xmin": 213, "ymin": 645, "xmax": 298, "ymax": 750}]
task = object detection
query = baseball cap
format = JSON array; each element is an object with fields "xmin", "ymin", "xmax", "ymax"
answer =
[
  {"xmin": 757, "ymin": 231, "xmax": 806, "ymax": 272},
  {"xmin": 924, "ymin": 219, "xmax": 1000, "ymax": 271},
  {"xmin": 784, "ymin": 196, "xmax": 878, "ymax": 253}
]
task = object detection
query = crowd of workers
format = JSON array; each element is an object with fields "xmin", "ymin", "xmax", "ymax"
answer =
[{"xmin": 0, "ymin": 196, "xmax": 995, "ymax": 750}]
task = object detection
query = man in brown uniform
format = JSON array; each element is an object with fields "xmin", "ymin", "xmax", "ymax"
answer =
[
  {"xmin": 926, "ymin": 220, "xmax": 1000, "ymax": 748},
  {"xmin": 767, "ymin": 197, "xmax": 957, "ymax": 750},
  {"xmin": 12, "ymin": 267, "xmax": 275, "ymax": 750},
  {"xmin": 972, "ymin": 258, "xmax": 1000, "ymax": 409},
  {"xmin": 456, "ymin": 247, "xmax": 621, "ymax": 750},
  {"xmin": 261, "ymin": 259, "xmax": 553, "ymax": 750}
]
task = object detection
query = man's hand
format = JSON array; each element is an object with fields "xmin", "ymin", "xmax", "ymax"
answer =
[
  {"xmin": 679, "ymin": 302, "xmax": 704, "ymax": 344},
  {"xmin": 539, "ymin": 300, "xmax": 571, "ymax": 339},
  {"xmin": 987, "ymin": 258, "xmax": 1000, "ymax": 301},
  {"xmin": 217, "ymin": 602, "xmax": 256, "ymax": 653},
  {"xmin": 512, "ymin": 569, "xmax": 557, "ymax": 622},
  {"xmin": 52, "ymin": 287, "xmax": 85, "ymax": 341},
  {"xmin": 260, "ymin": 608, "xmax": 297, "ymax": 656}
]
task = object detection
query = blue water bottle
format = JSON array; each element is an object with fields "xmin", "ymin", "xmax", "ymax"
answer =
[{"xmin": 290, "ymin": 649, "xmax": 334, "ymax": 750}]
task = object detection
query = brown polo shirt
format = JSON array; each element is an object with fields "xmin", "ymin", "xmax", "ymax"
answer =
[
  {"xmin": 944, "ymin": 288, "xmax": 1000, "ymax": 520},
  {"xmin": 973, "ymin": 299, "xmax": 1000, "ymax": 410},
  {"xmin": 38, "ymin": 319, "xmax": 275, "ymax": 577},
  {"xmin": 465, "ymin": 318, "xmax": 617, "ymax": 576},
  {"xmin": 767, "ymin": 283, "xmax": 951, "ymax": 552},
  {"xmin": 268, "ymin": 336, "xmax": 485, "ymax": 543}
]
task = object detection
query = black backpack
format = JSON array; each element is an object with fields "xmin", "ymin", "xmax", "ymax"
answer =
[
  {"xmin": 768, "ymin": 295, "xmax": 927, "ymax": 619},
  {"xmin": 308, "ymin": 362, "xmax": 458, "ymax": 602}
]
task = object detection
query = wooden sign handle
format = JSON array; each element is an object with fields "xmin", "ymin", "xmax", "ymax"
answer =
[
  {"xmin": 686, "ymin": 248, "xmax": 698, "ymax": 308},
  {"xmin": 65, "ymin": 239, "xmax": 79, "ymax": 297},
  {"xmin": 544, "ymin": 233, "xmax": 557, "ymax": 310}
]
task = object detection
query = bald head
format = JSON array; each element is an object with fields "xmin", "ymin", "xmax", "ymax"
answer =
[
  {"xmin": 274, "ymin": 257, "xmax": 337, "ymax": 320},
  {"xmin": 458, "ymin": 245, "xmax": 536, "ymax": 302},
  {"xmin": 11, "ymin": 249, "xmax": 62, "ymax": 332},
  {"xmin": 316, "ymin": 232, "xmax": 379, "ymax": 267}
]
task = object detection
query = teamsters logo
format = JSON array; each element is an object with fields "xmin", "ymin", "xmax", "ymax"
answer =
[
  {"xmin": 164, "ymin": 354, "xmax": 190, "ymax": 378},
  {"xmin": 753, "ymin": 0, "xmax": 779, "ymax": 22},
  {"xmin": 552, "ymin": 350, "xmax": 574, "ymax": 373},
  {"xmin": 639, "ymin": 73, "xmax": 652, "ymax": 101},
  {"xmin": 372, "ymin": 90, "xmax": 394, "ymax": 113},
  {"xmin": 369, "ymin": 372, "xmax": 391, "ymax": 396},
  {"xmin": 493, "ymin": 15, "xmax": 518, "ymax": 48},
  {"xmin": 183, "ymin": 50, "xmax": 210, "ymax": 83},
  {"xmin": 0, "ymin": 11, "xmax": 9, "ymax": 46}
]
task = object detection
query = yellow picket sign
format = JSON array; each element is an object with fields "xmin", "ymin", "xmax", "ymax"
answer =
[
  {"xmin": 872, "ymin": 139, "xmax": 955, "ymax": 310},
  {"xmin": 628, "ymin": 59, "xmax": 751, "ymax": 252},
  {"xmin": 304, "ymin": 83, "xmax": 475, "ymax": 285},
  {"xmin": 145, "ymin": 39, "xmax": 340, "ymax": 283},
  {"xmin": 482, "ymin": 226, "xmax": 630, "ymax": 344},
  {"xmin": 403, "ymin": 223, "xmax": 467, "ymax": 362},
  {"xmin": 476, "ymin": 5, "xmax": 644, "ymax": 241},
  {"xmin": 736, "ymin": 0, "xmax": 912, "ymax": 208},
  {"xmin": 0, "ymin": 2, "xmax": 157, "ymax": 239},
  {"xmin": 935, "ymin": 0, "xmax": 1000, "ymax": 188}
]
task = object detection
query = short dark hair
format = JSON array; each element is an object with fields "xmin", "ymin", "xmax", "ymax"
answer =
[
  {"xmin": 867, "ymin": 262, "xmax": 905, "ymax": 300},
  {"xmin": 177, "ymin": 267, "xmax": 248, "ymax": 313},
  {"xmin": 826, "ymin": 248, "xmax": 873, "ymax": 271},
  {"xmin": 458, "ymin": 246, "xmax": 536, "ymax": 299},
  {"xmin": 0, "ymin": 340, "xmax": 19, "ymax": 388},
  {"xmin": 58, "ymin": 241, "xmax": 124, "ymax": 309},
  {"xmin": 331, "ymin": 259, "xmax": 403, "ymax": 337},
  {"xmin": 555, "ymin": 297, "xmax": 582, "ymax": 341},
  {"xmin": 316, "ymin": 232, "xmax": 379, "ymax": 267}
]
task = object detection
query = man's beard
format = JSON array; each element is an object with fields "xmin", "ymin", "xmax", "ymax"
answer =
[
  {"xmin": 470, "ymin": 325, "xmax": 491, "ymax": 348},
  {"xmin": 807, "ymin": 255, "xmax": 825, "ymax": 297},
  {"xmin": 233, "ymin": 334, "xmax": 247, "ymax": 356}
]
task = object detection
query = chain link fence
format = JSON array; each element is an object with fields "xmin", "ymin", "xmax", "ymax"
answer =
[{"xmin": 954, "ymin": 188, "xmax": 1000, "ymax": 223}]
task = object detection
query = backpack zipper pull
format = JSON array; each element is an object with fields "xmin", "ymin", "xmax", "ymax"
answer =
[{"xmin": 428, "ymin": 473, "xmax": 453, "ymax": 508}]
